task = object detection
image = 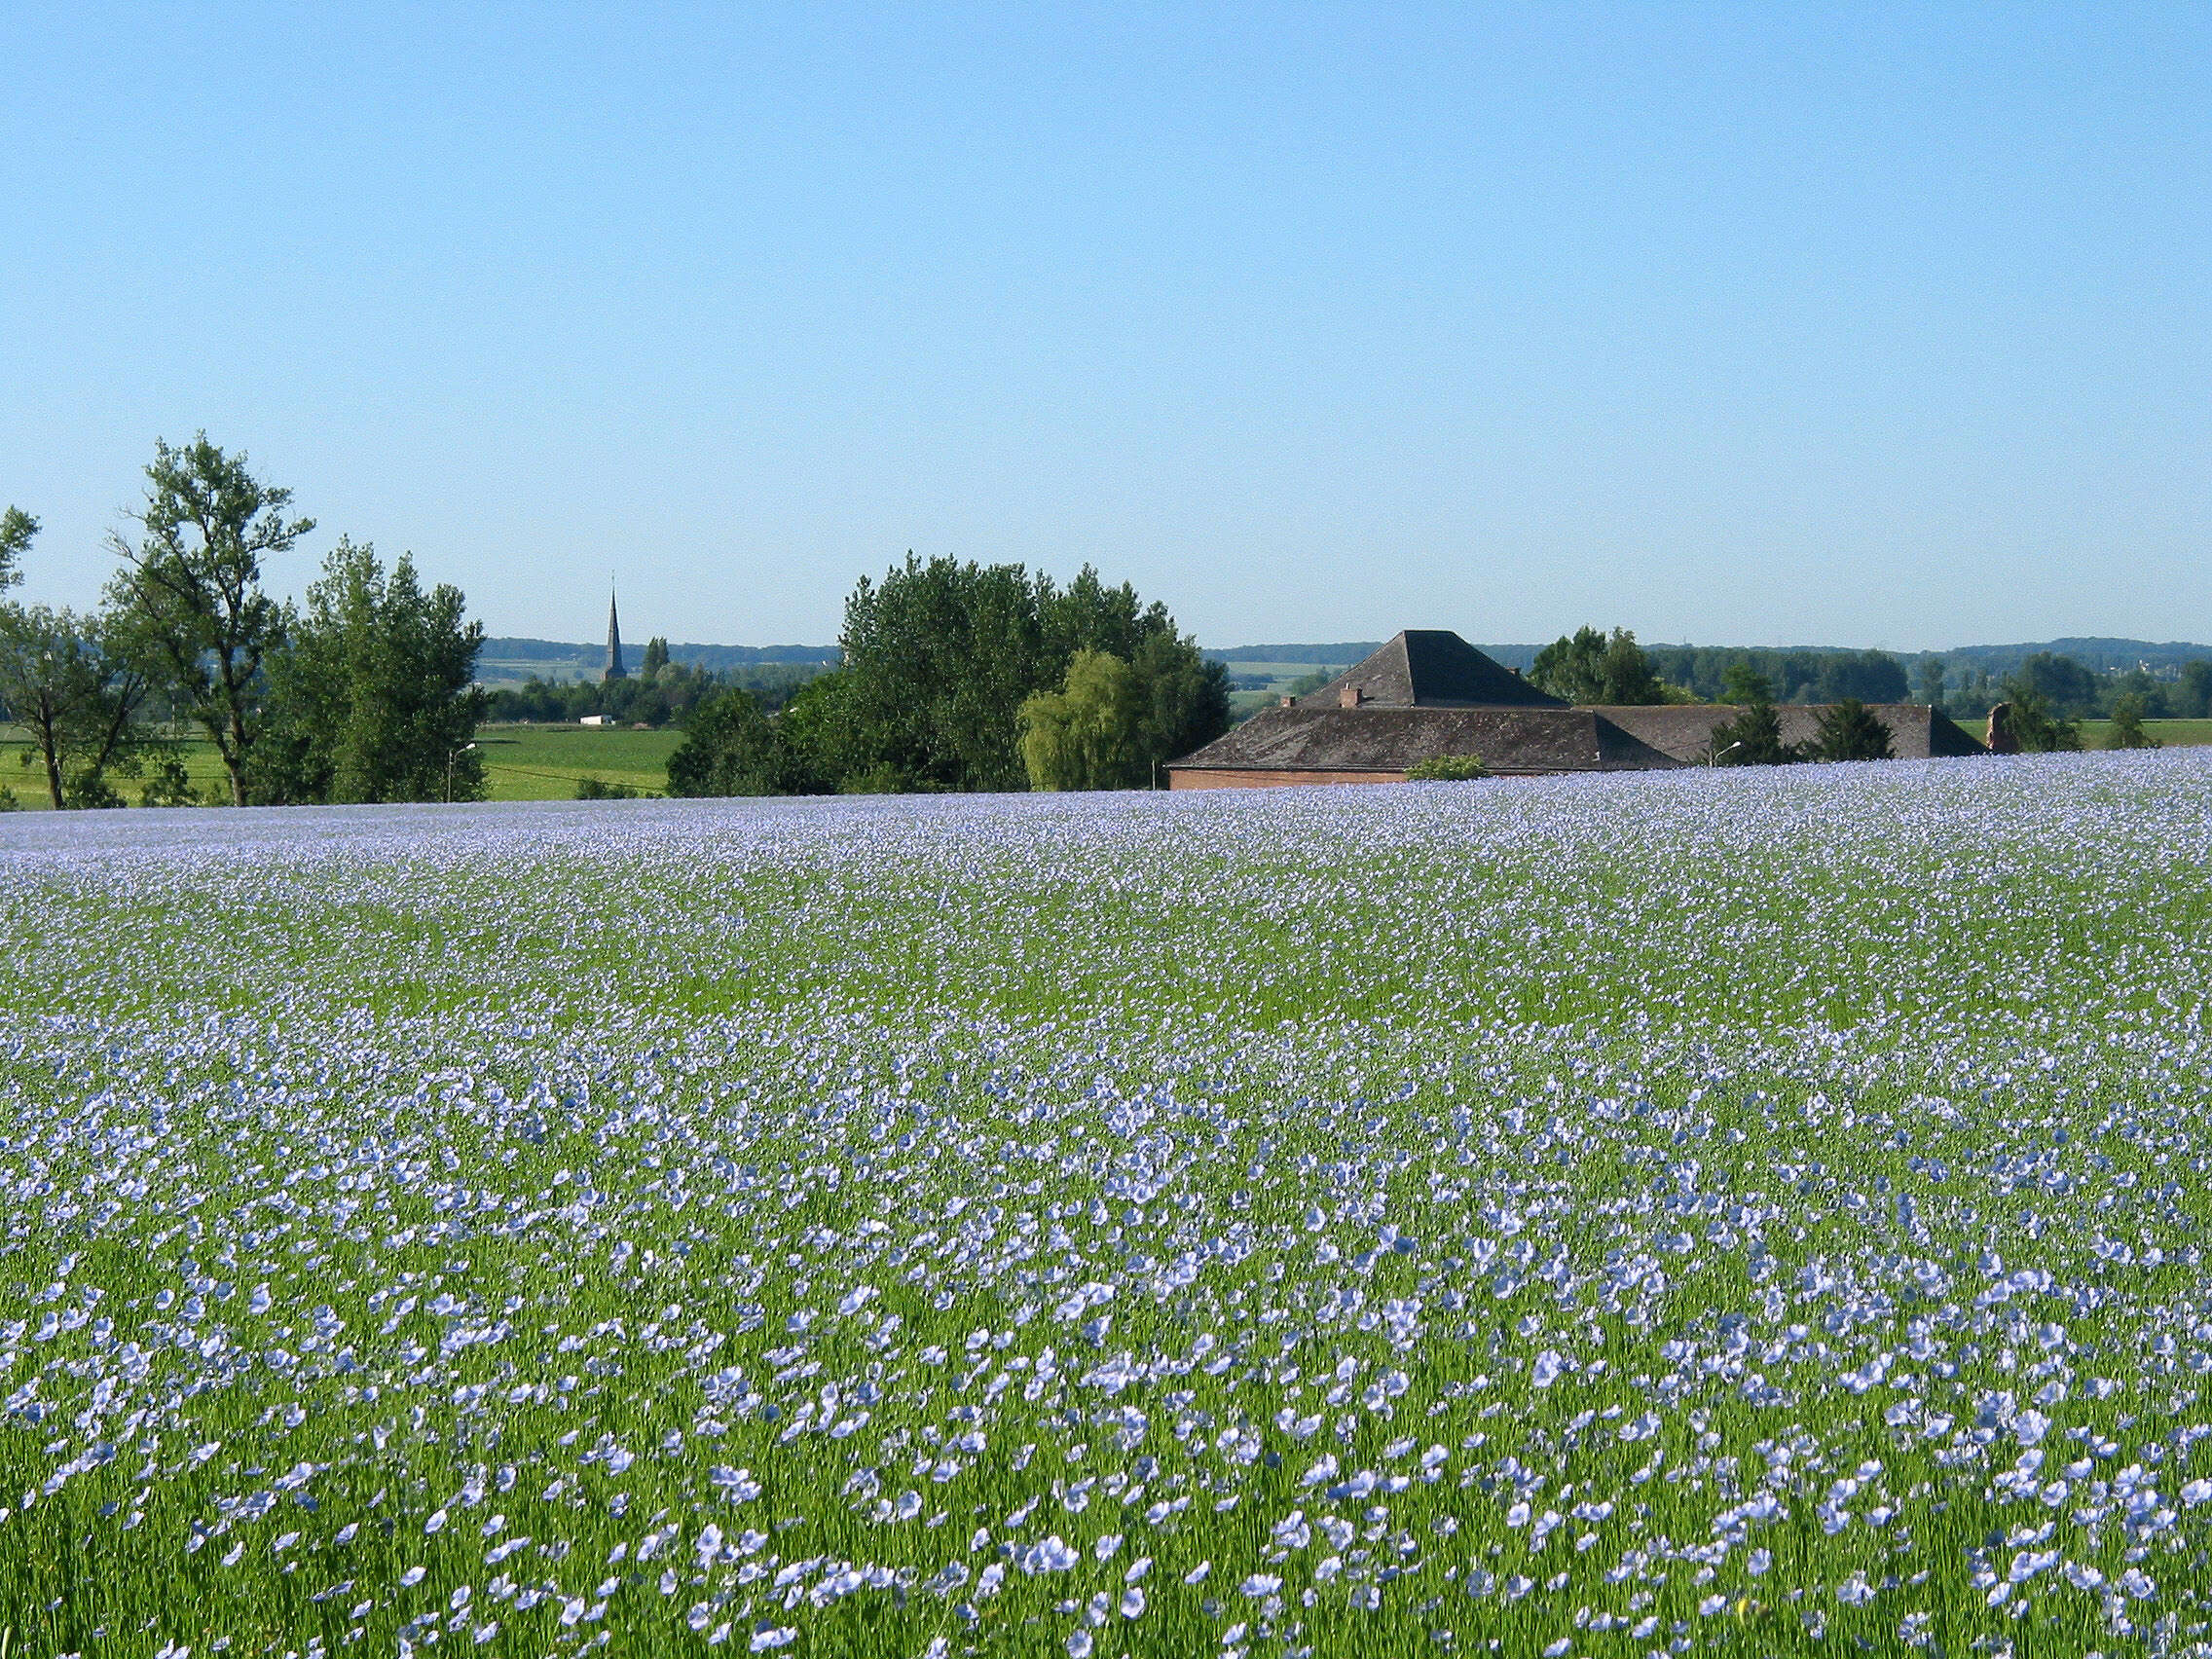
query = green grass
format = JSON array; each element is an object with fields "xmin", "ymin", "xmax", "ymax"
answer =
[
  {"xmin": 1226, "ymin": 664, "xmax": 1354, "ymax": 719},
  {"xmin": 2077, "ymin": 718, "xmax": 2212, "ymax": 748},
  {"xmin": 0, "ymin": 722, "xmax": 685, "ymax": 806},
  {"xmin": 472, "ymin": 722, "xmax": 683, "ymax": 798}
]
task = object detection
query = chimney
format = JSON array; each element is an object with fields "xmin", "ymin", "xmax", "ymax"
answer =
[
  {"xmin": 1278, "ymin": 694, "xmax": 1293, "ymax": 707},
  {"xmin": 1338, "ymin": 683, "xmax": 1366, "ymax": 709}
]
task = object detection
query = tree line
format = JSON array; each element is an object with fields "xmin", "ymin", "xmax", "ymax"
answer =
[
  {"xmin": 1, "ymin": 437, "xmax": 485, "ymax": 808},
  {"xmin": 667, "ymin": 555, "xmax": 1230, "ymax": 796},
  {"xmin": 1530, "ymin": 625, "xmax": 2201, "ymax": 755}
]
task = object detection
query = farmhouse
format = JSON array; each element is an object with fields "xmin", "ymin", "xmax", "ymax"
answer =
[{"xmin": 1166, "ymin": 631, "xmax": 1984, "ymax": 789}]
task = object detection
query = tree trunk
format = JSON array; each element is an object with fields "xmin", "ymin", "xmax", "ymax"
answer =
[
  {"xmin": 37, "ymin": 707, "xmax": 63, "ymax": 810},
  {"xmin": 224, "ymin": 662, "xmax": 250, "ymax": 805}
]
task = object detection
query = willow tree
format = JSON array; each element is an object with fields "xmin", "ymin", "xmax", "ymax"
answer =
[{"xmin": 1018, "ymin": 649, "xmax": 1149, "ymax": 791}]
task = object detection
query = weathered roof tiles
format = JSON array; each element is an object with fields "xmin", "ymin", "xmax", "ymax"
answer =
[{"xmin": 1168, "ymin": 630, "xmax": 1989, "ymax": 786}]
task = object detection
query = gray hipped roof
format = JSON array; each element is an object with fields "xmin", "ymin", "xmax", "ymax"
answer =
[
  {"xmin": 1167, "ymin": 628, "xmax": 1988, "ymax": 778},
  {"xmin": 1170, "ymin": 705, "xmax": 1683, "ymax": 776},
  {"xmin": 1299, "ymin": 631, "xmax": 1566, "ymax": 709},
  {"xmin": 1590, "ymin": 704, "xmax": 1988, "ymax": 762}
]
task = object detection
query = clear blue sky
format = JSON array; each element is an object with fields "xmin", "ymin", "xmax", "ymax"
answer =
[{"xmin": 3, "ymin": 4, "xmax": 2205, "ymax": 650}]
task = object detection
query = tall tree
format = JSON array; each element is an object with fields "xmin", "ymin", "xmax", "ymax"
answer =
[
  {"xmin": 106, "ymin": 436, "xmax": 313, "ymax": 805},
  {"xmin": 259, "ymin": 538, "xmax": 487, "ymax": 803},
  {"xmin": 1719, "ymin": 661, "xmax": 1774, "ymax": 706},
  {"xmin": 1530, "ymin": 627, "xmax": 1663, "ymax": 705},
  {"xmin": 1998, "ymin": 673, "xmax": 2083, "ymax": 753},
  {"xmin": 2180, "ymin": 661, "xmax": 2212, "ymax": 720},
  {"xmin": 1018, "ymin": 649, "xmax": 1148, "ymax": 791},
  {"xmin": 0, "ymin": 506, "xmax": 35, "ymax": 589},
  {"xmin": 0, "ymin": 516, "xmax": 159, "ymax": 807},
  {"xmin": 0, "ymin": 608, "xmax": 157, "ymax": 807},
  {"xmin": 1810, "ymin": 698, "xmax": 1896, "ymax": 762},
  {"xmin": 2012, "ymin": 651, "xmax": 2098, "ymax": 719},
  {"xmin": 2106, "ymin": 693, "xmax": 2161, "ymax": 751},
  {"xmin": 1131, "ymin": 629, "xmax": 1231, "ymax": 772},
  {"xmin": 666, "ymin": 686, "xmax": 787, "ymax": 796},
  {"xmin": 835, "ymin": 555, "xmax": 1225, "ymax": 793},
  {"xmin": 838, "ymin": 555, "xmax": 1049, "ymax": 791},
  {"xmin": 1815, "ymin": 650, "xmax": 1909, "ymax": 704},
  {"xmin": 1915, "ymin": 656, "xmax": 1947, "ymax": 712},
  {"xmin": 640, "ymin": 637, "xmax": 670, "ymax": 682},
  {"xmin": 1711, "ymin": 695, "xmax": 1794, "ymax": 765}
]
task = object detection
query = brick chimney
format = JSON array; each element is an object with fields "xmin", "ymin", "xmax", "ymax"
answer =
[{"xmin": 1338, "ymin": 683, "xmax": 1366, "ymax": 709}]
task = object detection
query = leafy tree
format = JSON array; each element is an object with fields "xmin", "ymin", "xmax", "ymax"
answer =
[
  {"xmin": 666, "ymin": 687, "xmax": 788, "ymax": 796},
  {"xmin": 0, "ymin": 506, "xmax": 35, "ymax": 588},
  {"xmin": 0, "ymin": 514, "xmax": 161, "ymax": 808},
  {"xmin": 1719, "ymin": 661, "xmax": 1774, "ymax": 706},
  {"xmin": 106, "ymin": 436, "xmax": 313, "ymax": 805},
  {"xmin": 1999, "ymin": 673, "xmax": 2083, "ymax": 753},
  {"xmin": 664, "ymin": 560, "xmax": 1226, "ymax": 798},
  {"xmin": 1642, "ymin": 644, "xmax": 1915, "ymax": 704},
  {"xmin": 257, "ymin": 538, "xmax": 486, "ymax": 803},
  {"xmin": 138, "ymin": 755, "xmax": 200, "ymax": 807},
  {"xmin": 773, "ymin": 671, "xmax": 871, "ymax": 793},
  {"xmin": 2013, "ymin": 651, "xmax": 2099, "ymax": 719},
  {"xmin": 1810, "ymin": 698, "xmax": 1896, "ymax": 762},
  {"xmin": 640, "ymin": 637, "xmax": 670, "ymax": 682},
  {"xmin": 1404, "ymin": 754, "xmax": 1491, "ymax": 781},
  {"xmin": 0, "ymin": 605, "xmax": 157, "ymax": 808},
  {"xmin": 1018, "ymin": 650, "xmax": 1148, "ymax": 791},
  {"xmin": 2180, "ymin": 661, "xmax": 2212, "ymax": 720},
  {"xmin": 837, "ymin": 555, "xmax": 1050, "ymax": 791},
  {"xmin": 1915, "ymin": 656, "xmax": 1947, "ymax": 712},
  {"xmin": 1711, "ymin": 697, "xmax": 1794, "ymax": 765},
  {"xmin": 2106, "ymin": 693, "xmax": 2161, "ymax": 751},
  {"xmin": 2103, "ymin": 667, "xmax": 2168, "ymax": 719},
  {"xmin": 1813, "ymin": 650, "xmax": 1908, "ymax": 704},
  {"xmin": 1530, "ymin": 627, "xmax": 1663, "ymax": 705},
  {"xmin": 1131, "ymin": 629, "xmax": 1231, "ymax": 772},
  {"xmin": 836, "ymin": 555, "xmax": 1225, "ymax": 793}
]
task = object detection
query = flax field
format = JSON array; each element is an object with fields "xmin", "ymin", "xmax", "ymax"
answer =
[{"xmin": 2, "ymin": 752, "xmax": 2210, "ymax": 1658}]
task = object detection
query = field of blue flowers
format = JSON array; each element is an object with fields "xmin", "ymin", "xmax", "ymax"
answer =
[{"xmin": 2, "ymin": 752, "xmax": 2210, "ymax": 1657}]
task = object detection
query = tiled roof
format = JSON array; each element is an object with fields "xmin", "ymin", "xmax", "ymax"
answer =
[
  {"xmin": 1169, "ymin": 705, "xmax": 1683, "ymax": 775},
  {"xmin": 1297, "ymin": 632, "xmax": 1566, "ymax": 710},
  {"xmin": 1590, "ymin": 704, "xmax": 1989, "ymax": 762},
  {"xmin": 1170, "ymin": 628, "xmax": 1988, "ymax": 777}
]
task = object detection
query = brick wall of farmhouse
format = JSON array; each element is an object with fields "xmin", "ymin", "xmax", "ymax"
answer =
[{"xmin": 1169, "ymin": 768, "xmax": 1410, "ymax": 790}]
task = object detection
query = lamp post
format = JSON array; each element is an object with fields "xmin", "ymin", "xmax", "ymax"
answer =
[
  {"xmin": 446, "ymin": 742, "xmax": 477, "ymax": 804},
  {"xmin": 1709, "ymin": 740, "xmax": 1743, "ymax": 769}
]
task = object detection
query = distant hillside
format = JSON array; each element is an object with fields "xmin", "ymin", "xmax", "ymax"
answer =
[
  {"xmin": 1906, "ymin": 638, "xmax": 2212, "ymax": 675},
  {"xmin": 483, "ymin": 634, "xmax": 2212, "ymax": 685},
  {"xmin": 1203, "ymin": 643, "xmax": 1382, "ymax": 665}
]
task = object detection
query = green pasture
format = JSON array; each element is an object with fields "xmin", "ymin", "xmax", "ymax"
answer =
[
  {"xmin": 1224, "ymin": 660, "xmax": 1356, "ymax": 719},
  {"xmin": 2077, "ymin": 717, "xmax": 2212, "ymax": 748},
  {"xmin": 471, "ymin": 722, "xmax": 682, "ymax": 797},
  {"xmin": 0, "ymin": 722, "xmax": 683, "ymax": 805}
]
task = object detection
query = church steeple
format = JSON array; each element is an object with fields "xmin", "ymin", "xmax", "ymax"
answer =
[{"xmin": 604, "ymin": 588, "xmax": 627, "ymax": 681}]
